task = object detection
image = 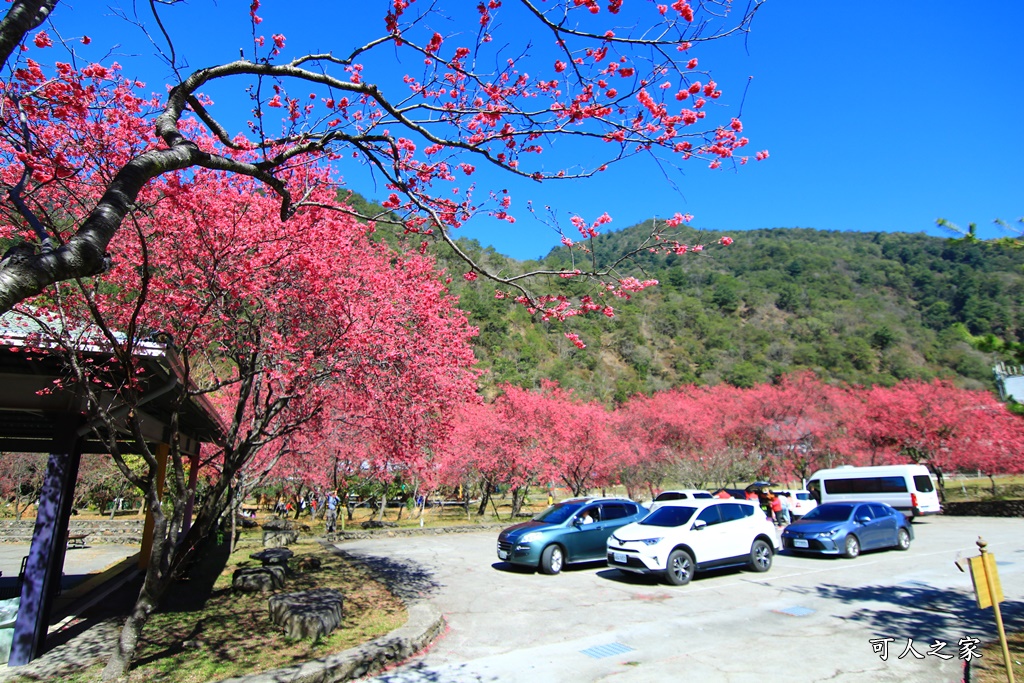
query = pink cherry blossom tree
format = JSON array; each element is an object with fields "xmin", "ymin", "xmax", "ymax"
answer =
[{"xmin": 0, "ymin": 0, "xmax": 759, "ymax": 317}]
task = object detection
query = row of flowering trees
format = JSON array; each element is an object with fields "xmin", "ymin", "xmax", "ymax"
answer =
[
  {"xmin": 403, "ymin": 373, "xmax": 1024, "ymax": 508},
  {"xmin": 24, "ymin": 372, "xmax": 1022, "ymax": 527}
]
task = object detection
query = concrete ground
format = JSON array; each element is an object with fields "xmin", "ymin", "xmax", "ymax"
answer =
[
  {"xmin": 0, "ymin": 542, "xmax": 139, "ymax": 680},
  {"xmin": 0, "ymin": 543, "xmax": 137, "ymax": 592},
  {"xmin": 342, "ymin": 515, "xmax": 1024, "ymax": 683},
  {"xmin": 0, "ymin": 516, "xmax": 1021, "ymax": 682}
]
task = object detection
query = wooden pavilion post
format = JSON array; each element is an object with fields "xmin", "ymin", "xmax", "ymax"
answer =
[{"xmin": 7, "ymin": 416, "xmax": 84, "ymax": 666}]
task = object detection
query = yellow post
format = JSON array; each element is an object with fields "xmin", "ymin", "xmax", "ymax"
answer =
[{"xmin": 976, "ymin": 537, "xmax": 1015, "ymax": 683}]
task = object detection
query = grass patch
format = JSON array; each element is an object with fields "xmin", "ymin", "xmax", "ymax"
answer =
[
  {"xmin": 48, "ymin": 536, "xmax": 406, "ymax": 683},
  {"xmin": 970, "ymin": 630, "xmax": 1024, "ymax": 683},
  {"xmin": 943, "ymin": 475, "xmax": 1024, "ymax": 502}
]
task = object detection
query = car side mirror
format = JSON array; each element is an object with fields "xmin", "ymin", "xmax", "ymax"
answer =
[
  {"xmin": 573, "ymin": 518, "xmax": 583, "ymax": 527},
  {"xmin": 692, "ymin": 519, "xmax": 707, "ymax": 531},
  {"xmin": 857, "ymin": 516, "xmax": 871, "ymax": 525}
]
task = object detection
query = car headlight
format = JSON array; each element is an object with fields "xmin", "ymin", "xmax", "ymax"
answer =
[
  {"xmin": 609, "ymin": 535, "xmax": 661, "ymax": 546},
  {"xmin": 520, "ymin": 532, "xmax": 543, "ymax": 544},
  {"xmin": 816, "ymin": 529, "xmax": 841, "ymax": 538}
]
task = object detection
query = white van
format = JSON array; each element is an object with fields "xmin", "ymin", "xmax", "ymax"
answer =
[{"xmin": 805, "ymin": 465, "xmax": 941, "ymax": 518}]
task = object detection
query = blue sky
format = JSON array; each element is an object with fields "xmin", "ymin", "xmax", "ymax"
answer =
[{"xmin": 58, "ymin": 1, "xmax": 1024, "ymax": 260}]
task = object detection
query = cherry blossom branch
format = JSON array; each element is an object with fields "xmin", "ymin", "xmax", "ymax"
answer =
[{"xmin": 0, "ymin": 0, "xmax": 759, "ymax": 315}]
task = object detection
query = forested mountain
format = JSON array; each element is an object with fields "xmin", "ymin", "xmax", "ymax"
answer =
[{"xmin": 435, "ymin": 223, "xmax": 1024, "ymax": 402}]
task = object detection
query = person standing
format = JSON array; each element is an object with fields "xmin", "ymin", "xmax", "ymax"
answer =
[
  {"xmin": 325, "ymin": 491, "xmax": 339, "ymax": 533},
  {"xmin": 769, "ymin": 492, "xmax": 783, "ymax": 526},
  {"xmin": 777, "ymin": 492, "xmax": 792, "ymax": 526}
]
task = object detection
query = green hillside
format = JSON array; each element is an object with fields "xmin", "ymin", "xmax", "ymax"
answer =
[{"xmin": 436, "ymin": 223, "xmax": 1024, "ymax": 402}]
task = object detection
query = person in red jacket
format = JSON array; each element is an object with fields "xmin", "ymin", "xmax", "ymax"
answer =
[{"xmin": 769, "ymin": 493, "xmax": 783, "ymax": 526}]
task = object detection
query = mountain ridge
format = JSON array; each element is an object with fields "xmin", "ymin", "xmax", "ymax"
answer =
[{"xmin": 436, "ymin": 221, "xmax": 1024, "ymax": 402}]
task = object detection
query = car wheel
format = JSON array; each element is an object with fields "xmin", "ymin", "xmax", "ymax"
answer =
[
  {"xmin": 749, "ymin": 539, "xmax": 773, "ymax": 572},
  {"xmin": 664, "ymin": 549, "xmax": 695, "ymax": 586},
  {"xmin": 540, "ymin": 544, "xmax": 564, "ymax": 575},
  {"xmin": 896, "ymin": 528, "xmax": 911, "ymax": 551},
  {"xmin": 842, "ymin": 534, "xmax": 861, "ymax": 559}
]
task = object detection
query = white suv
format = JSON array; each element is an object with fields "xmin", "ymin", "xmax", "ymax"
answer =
[
  {"xmin": 772, "ymin": 489, "xmax": 817, "ymax": 519},
  {"xmin": 648, "ymin": 489, "xmax": 713, "ymax": 511},
  {"xmin": 607, "ymin": 499, "xmax": 779, "ymax": 585}
]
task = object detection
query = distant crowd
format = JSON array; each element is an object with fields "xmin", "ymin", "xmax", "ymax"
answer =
[
  {"xmin": 713, "ymin": 488, "xmax": 793, "ymax": 526},
  {"xmin": 258, "ymin": 490, "xmax": 342, "ymax": 532}
]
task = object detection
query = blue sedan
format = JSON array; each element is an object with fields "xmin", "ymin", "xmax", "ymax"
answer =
[{"xmin": 780, "ymin": 502, "xmax": 913, "ymax": 558}]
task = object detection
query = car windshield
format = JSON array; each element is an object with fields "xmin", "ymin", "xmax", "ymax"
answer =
[
  {"xmin": 532, "ymin": 503, "xmax": 583, "ymax": 524},
  {"xmin": 640, "ymin": 505, "xmax": 697, "ymax": 527},
  {"xmin": 802, "ymin": 504, "xmax": 854, "ymax": 522}
]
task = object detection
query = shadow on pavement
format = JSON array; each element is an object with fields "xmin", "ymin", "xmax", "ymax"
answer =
[
  {"xmin": 595, "ymin": 568, "xmax": 660, "ymax": 585},
  {"xmin": 327, "ymin": 547, "xmax": 440, "ymax": 602},
  {"xmin": 785, "ymin": 580, "xmax": 1024, "ymax": 640},
  {"xmin": 489, "ymin": 559, "xmax": 605, "ymax": 575},
  {"xmin": 490, "ymin": 562, "xmax": 535, "ymax": 574},
  {"xmin": 372, "ymin": 660, "xmax": 492, "ymax": 682}
]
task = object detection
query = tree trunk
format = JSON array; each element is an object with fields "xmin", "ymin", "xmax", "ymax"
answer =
[
  {"xmin": 102, "ymin": 581, "xmax": 160, "ymax": 680},
  {"xmin": 377, "ymin": 492, "xmax": 387, "ymax": 522},
  {"xmin": 928, "ymin": 464, "xmax": 947, "ymax": 504},
  {"xmin": 510, "ymin": 486, "xmax": 529, "ymax": 518},
  {"xmin": 989, "ymin": 473, "xmax": 997, "ymax": 497},
  {"xmin": 229, "ymin": 486, "xmax": 238, "ymax": 554},
  {"xmin": 477, "ymin": 486, "xmax": 491, "ymax": 516},
  {"xmin": 102, "ymin": 496, "xmax": 172, "ymax": 681}
]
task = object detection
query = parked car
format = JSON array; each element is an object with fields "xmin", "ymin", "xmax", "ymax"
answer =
[
  {"xmin": 772, "ymin": 489, "xmax": 817, "ymax": 519},
  {"xmin": 497, "ymin": 497, "xmax": 648, "ymax": 574},
  {"xmin": 780, "ymin": 501, "xmax": 913, "ymax": 558},
  {"xmin": 648, "ymin": 489, "xmax": 714, "ymax": 510},
  {"xmin": 606, "ymin": 499, "xmax": 779, "ymax": 586}
]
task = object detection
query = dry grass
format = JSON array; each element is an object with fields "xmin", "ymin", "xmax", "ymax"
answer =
[
  {"xmin": 969, "ymin": 630, "xmax": 1024, "ymax": 683},
  {"xmin": 941, "ymin": 475, "xmax": 1024, "ymax": 503},
  {"xmin": 54, "ymin": 536, "xmax": 406, "ymax": 683}
]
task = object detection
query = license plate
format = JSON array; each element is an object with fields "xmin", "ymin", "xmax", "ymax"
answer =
[
  {"xmin": 793, "ymin": 539, "xmax": 808, "ymax": 548},
  {"xmin": 498, "ymin": 550, "xmax": 508, "ymax": 560},
  {"xmin": 613, "ymin": 552, "xmax": 627, "ymax": 564}
]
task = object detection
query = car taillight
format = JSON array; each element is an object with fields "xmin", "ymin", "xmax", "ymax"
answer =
[{"xmin": 911, "ymin": 493, "xmax": 918, "ymax": 508}]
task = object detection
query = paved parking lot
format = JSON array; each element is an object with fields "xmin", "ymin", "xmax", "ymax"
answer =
[{"xmin": 340, "ymin": 515, "xmax": 1024, "ymax": 683}]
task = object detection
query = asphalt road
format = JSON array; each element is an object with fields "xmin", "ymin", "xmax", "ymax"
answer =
[{"xmin": 339, "ymin": 515, "xmax": 1024, "ymax": 683}]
